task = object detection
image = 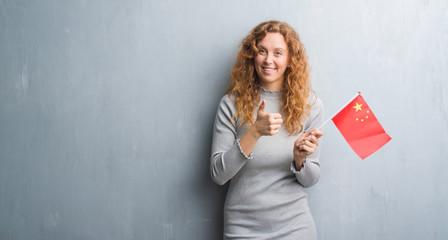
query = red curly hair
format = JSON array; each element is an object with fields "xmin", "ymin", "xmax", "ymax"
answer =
[{"xmin": 226, "ymin": 20, "xmax": 313, "ymax": 135}]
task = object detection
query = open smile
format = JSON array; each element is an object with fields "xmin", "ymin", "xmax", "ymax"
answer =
[{"xmin": 262, "ymin": 66, "xmax": 276, "ymax": 72}]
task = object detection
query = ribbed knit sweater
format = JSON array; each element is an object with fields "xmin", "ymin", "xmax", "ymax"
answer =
[{"xmin": 210, "ymin": 87, "xmax": 325, "ymax": 239}]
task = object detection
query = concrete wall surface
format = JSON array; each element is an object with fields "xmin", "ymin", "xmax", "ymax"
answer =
[{"xmin": 1, "ymin": 0, "xmax": 447, "ymax": 239}]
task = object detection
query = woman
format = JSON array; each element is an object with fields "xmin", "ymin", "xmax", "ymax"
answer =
[{"xmin": 210, "ymin": 20, "xmax": 324, "ymax": 239}]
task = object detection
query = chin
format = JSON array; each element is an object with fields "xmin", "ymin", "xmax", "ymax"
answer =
[{"xmin": 261, "ymin": 78, "xmax": 279, "ymax": 83}]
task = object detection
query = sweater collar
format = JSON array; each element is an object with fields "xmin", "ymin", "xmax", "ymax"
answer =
[{"xmin": 259, "ymin": 86, "xmax": 281, "ymax": 100}]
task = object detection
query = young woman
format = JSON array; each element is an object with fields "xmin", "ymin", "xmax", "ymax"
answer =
[{"xmin": 210, "ymin": 20, "xmax": 324, "ymax": 239}]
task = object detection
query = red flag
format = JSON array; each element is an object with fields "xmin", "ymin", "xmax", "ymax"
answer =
[{"xmin": 332, "ymin": 94, "xmax": 391, "ymax": 159}]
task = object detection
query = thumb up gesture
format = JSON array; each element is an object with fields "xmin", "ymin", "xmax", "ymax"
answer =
[{"xmin": 253, "ymin": 99, "xmax": 283, "ymax": 137}]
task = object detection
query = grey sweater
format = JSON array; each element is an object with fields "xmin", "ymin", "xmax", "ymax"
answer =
[{"xmin": 210, "ymin": 87, "xmax": 325, "ymax": 239}]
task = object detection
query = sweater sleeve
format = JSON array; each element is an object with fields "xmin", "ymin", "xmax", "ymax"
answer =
[
  {"xmin": 292, "ymin": 96, "xmax": 325, "ymax": 188},
  {"xmin": 210, "ymin": 95, "xmax": 252, "ymax": 185}
]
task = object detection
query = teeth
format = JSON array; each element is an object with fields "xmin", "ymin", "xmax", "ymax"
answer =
[{"xmin": 263, "ymin": 67, "xmax": 275, "ymax": 71}]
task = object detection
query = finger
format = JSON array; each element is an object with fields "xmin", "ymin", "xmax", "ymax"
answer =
[
  {"xmin": 303, "ymin": 130, "xmax": 313, "ymax": 138},
  {"xmin": 310, "ymin": 129, "xmax": 324, "ymax": 139},
  {"xmin": 269, "ymin": 129, "xmax": 279, "ymax": 136},
  {"xmin": 300, "ymin": 145, "xmax": 315, "ymax": 154},
  {"xmin": 268, "ymin": 113, "xmax": 282, "ymax": 121},
  {"xmin": 300, "ymin": 141, "xmax": 317, "ymax": 151},
  {"xmin": 258, "ymin": 99, "xmax": 266, "ymax": 113},
  {"xmin": 302, "ymin": 140, "xmax": 317, "ymax": 149},
  {"xmin": 268, "ymin": 124, "xmax": 281, "ymax": 132},
  {"xmin": 296, "ymin": 132, "xmax": 309, "ymax": 142},
  {"xmin": 306, "ymin": 135, "xmax": 319, "ymax": 145},
  {"xmin": 271, "ymin": 118, "xmax": 283, "ymax": 124},
  {"xmin": 271, "ymin": 124, "xmax": 282, "ymax": 130},
  {"xmin": 295, "ymin": 136, "xmax": 306, "ymax": 147},
  {"xmin": 272, "ymin": 113, "xmax": 282, "ymax": 119}
]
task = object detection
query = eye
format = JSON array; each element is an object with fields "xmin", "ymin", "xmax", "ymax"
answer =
[
  {"xmin": 275, "ymin": 51, "xmax": 283, "ymax": 56},
  {"xmin": 258, "ymin": 49, "xmax": 266, "ymax": 54}
]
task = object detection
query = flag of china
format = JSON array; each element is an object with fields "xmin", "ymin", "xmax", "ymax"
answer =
[{"xmin": 332, "ymin": 95, "xmax": 391, "ymax": 159}]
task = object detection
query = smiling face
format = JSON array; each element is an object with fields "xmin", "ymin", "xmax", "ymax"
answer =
[{"xmin": 254, "ymin": 32, "xmax": 289, "ymax": 91}]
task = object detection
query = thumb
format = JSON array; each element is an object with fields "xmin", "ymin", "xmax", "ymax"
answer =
[{"xmin": 258, "ymin": 99, "xmax": 266, "ymax": 113}]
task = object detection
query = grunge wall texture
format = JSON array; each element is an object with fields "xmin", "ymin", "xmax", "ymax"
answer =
[{"xmin": 1, "ymin": 0, "xmax": 447, "ymax": 239}]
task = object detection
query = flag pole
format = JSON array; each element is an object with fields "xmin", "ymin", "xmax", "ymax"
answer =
[{"xmin": 317, "ymin": 91, "xmax": 361, "ymax": 130}]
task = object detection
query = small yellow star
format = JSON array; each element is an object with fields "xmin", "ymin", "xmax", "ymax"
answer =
[{"xmin": 353, "ymin": 102, "xmax": 362, "ymax": 112}]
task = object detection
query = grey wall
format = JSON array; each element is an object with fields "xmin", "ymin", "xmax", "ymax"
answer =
[{"xmin": 1, "ymin": 0, "xmax": 447, "ymax": 239}]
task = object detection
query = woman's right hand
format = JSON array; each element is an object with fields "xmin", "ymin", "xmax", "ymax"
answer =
[
  {"xmin": 238, "ymin": 99, "xmax": 283, "ymax": 157},
  {"xmin": 252, "ymin": 99, "xmax": 283, "ymax": 137}
]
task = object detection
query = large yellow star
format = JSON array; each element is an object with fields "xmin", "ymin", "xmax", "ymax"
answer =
[{"xmin": 353, "ymin": 102, "xmax": 362, "ymax": 112}]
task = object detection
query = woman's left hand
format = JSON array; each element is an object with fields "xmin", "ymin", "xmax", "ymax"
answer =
[{"xmin": 293, "ymin": 128, "xmax": 323, "ymax": 169}]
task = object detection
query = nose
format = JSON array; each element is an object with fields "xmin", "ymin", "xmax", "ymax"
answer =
[{"xmin": 263, "ymin": 53, "xmax": 274, "ymax": 65}]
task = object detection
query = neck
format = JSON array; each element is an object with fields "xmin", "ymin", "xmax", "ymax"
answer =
[{"xmin": 259, "ymin": 81, "xmax": 283, "ymax": 91}]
